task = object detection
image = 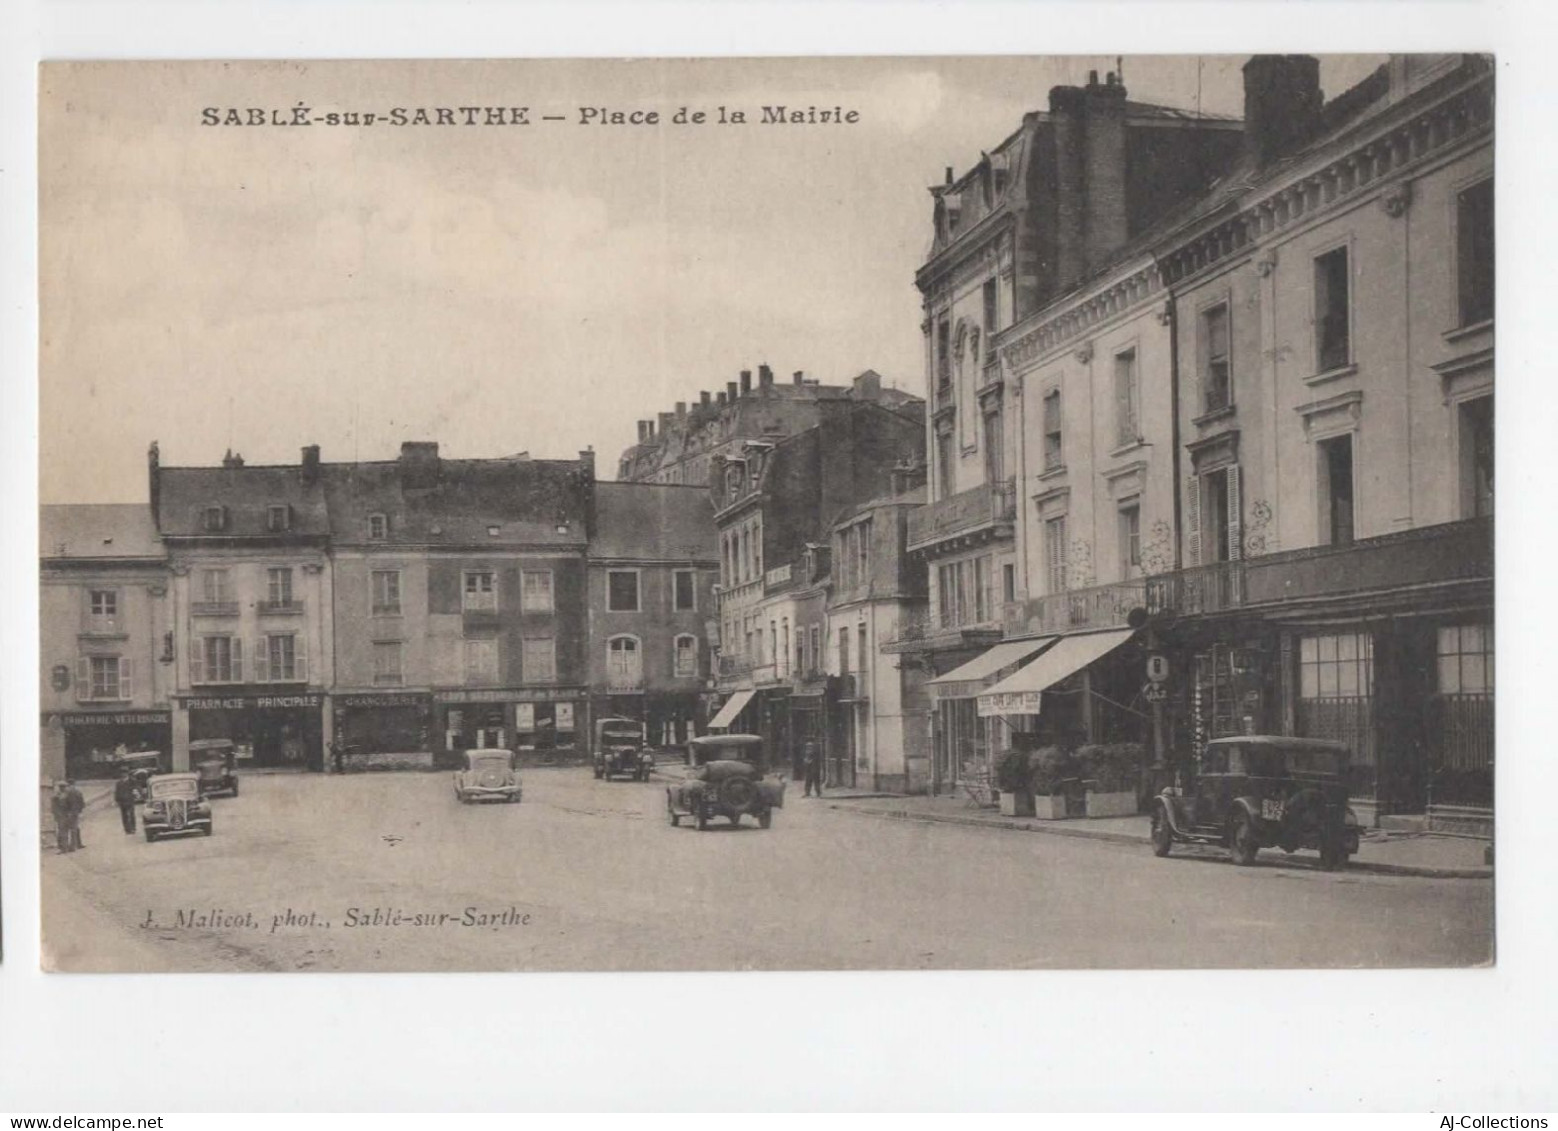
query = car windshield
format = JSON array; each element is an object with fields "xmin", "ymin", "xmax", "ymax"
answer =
[
  {"xmin": 467, "ymin": 753, "xmax": 511, "ymax": 770},
  {"xmin": 1238, "ymin": 744, "xmax": 1344, "ymax": 777},
  {"xmin": 692, "ymin": 743, "xmax": 762, "ymax": 768},
  {"xmin": 601, "ymin": 726, "xmax": 641, "ymax": 741},
  {"xmin": 149, "ymin": 776, "xmax": 199, "ymax": 800}
]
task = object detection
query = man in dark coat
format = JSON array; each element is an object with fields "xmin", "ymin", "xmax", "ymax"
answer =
[
  {"xmin": 114, "ymin": 767, "xmax": 137, "ymax": 833},
  {"xmin": 65, "ymin": 780, "xmax": 86, "ymax": 850},
  {"xmin": 50, "ymin": 782, "xmax": 73, "ymax": 853},
  {"xmin": 802, "ymin": 740, "xmax": 823, "ymax": 798}
]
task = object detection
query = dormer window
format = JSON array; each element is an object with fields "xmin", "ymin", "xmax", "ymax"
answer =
[
  {"xmin": 368, "ymin": 513, "xmax": 389, "ymax": 540},
  {"xmin": 267, "ymin": 504, "xmax": 292, "ymax": 532},
  {"xmin": 203, "ymin": 506, "xmax": 228, "ymax": 532}
]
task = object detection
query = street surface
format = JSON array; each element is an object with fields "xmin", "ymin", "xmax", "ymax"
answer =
[{"xmin": 43, "ymin": 768, "xmax": 1494, "ymax": 972}]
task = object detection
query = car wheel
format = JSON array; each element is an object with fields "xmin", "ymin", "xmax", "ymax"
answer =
[
  {"xmin": 758, "ymin": 809, "xmax": 773, "ymax": 829},
  {"xmin": 696, "ymin": 808, "xmax": 708, "ymax": 831},
  {"xmin": 667, "ymin": 795, "xmax": 680, "ymax": 827},
  {"xmin": 1229, "ymin": 811, "xmax": 1259, "ymax": 866},
  {"xmin": 1150, "ymin": 806, "xmax": 1173, "ymax": 857},
  {"xmin": 729, "ymin": 812, "xmax": 742, "ymax": 827},
  {"xmin": 144, "ymin": 829, "xmax": 155, "ymax": 843},
  {"xmin": 1319, "ymin": 834, "xmax": 1348, "ymax": 871},
  {"xmin": 593, "ymin": 766, "xmax": 603, "ymax": 779},
  {"xmin": 203, "ymin": 824, "xmax": 213, "ymax": 837}
]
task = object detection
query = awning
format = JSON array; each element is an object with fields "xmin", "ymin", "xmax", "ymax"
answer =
[
  {"xmin": 977, "ymin": 628, "xmax": 1136, "ymax": 717},
  {"xmin": 927, "ymin": 636, "xmax": 1059, "ymax": 700},
  {"xmin": 708, "ymin": 689, "xmax": 755, "ymax": 729}
]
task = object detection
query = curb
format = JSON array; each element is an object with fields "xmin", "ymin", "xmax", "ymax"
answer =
[{"xmin": 825, "ymin": 802, "xmax": 1493, "ymax": 880}]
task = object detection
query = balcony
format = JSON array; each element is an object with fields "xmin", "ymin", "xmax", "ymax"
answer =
[
  {"xmin": 881, "ymin": 606, "xmax": 1004, "ymax": 653},
  {"xmin": 258, "ymin": 599, "xmax": 305, "ymax": 616},
  {"xmin": 191, "ymin": 601, "xmax": 239, "ymax": 618},
  {"xmin": 906, "ymin": 478, "xmax": 1017, "ymax": 554},
  {"xmin": 1004, "ymin": 578, "xmax": 1147, "ymax": 637},
  {"xmin": 718, "ymin": 654, "xmax": 753, "ymax": 679},
  {"xmin": 1146, "ymin": 518, "xmax": 1493, "ymax": 620},
  {"xmin": 605, "ymin": 672, "xmax": 645, "ymax": 693}
]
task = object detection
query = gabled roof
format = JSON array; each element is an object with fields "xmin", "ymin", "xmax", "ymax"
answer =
[
  {"xmin": 41, "ymin": 504, "xmax": 164, "ymax": 561},
  {"xmin": 590, "ymin": 482, "xmax": 716, "ymax": 561}
]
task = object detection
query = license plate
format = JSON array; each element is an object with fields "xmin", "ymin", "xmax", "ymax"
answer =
[{"xmin": 1261, "ymin": 799, "xmax": 1285, "ymax": 821}]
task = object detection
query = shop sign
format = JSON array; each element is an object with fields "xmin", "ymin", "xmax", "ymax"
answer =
[
  {"xmin": 336, "ymin": 693, "xmax": 429, "ymax": 709},
  {"xmin": 48, "ymin": 711, "xmax": 172, "ymax": 727},
  {"xmin": 977, "ymin": 690, "xmax": 1042, "ymax": 718},
  {"xmin": 433, "ymin": 687, "xmax": 583, "ymax": 704},
  {"xmin": 184, "ymin": 694, "xmax": 324, "ymax": 710},
  {"xmin": 515, "ymin": 703, "xmax": 535, "ymax": 730}
]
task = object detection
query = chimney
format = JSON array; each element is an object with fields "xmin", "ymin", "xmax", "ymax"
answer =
[
  {"xmin": 700, "ymin": 391, "xmax": 712, "ymax": 408},
  {"xmin": 222, "ymin": 449, "xmax": 245, "ymax": 469},
  {"xmin": 1082, "ymin": 70, "xmax": 1128, "ymax": 272},
  {"xmin": 1049, "ymin": 83, "xmax": 1088, "ymax": 292},
  {"xmin": 717, "ymin": 391, "xmax": 728, "ymax": 407},
  {"xmin": 793, "ymin": 370, "xmax": 805, "ymax": 385},
  {"xmin": 739, "ymin": 369, "xmax": 753, "ymax": 396},
  {"xmin": 891, "ymin": 459, "xmax": 928, "ymax": 496},
  {"xmin": 147, "ymin": 441, "xmax": 161, "ymax": 524},
  {"xmin": 578, "ymin": 448, "xmax": 597, "ymax": 539},
  {"xmin": 578, "ymin": 448, "xmax": 595, "ymax": 480},
  {"xmin": 726, "ymin": 380, "xmax": 739, "ymax": 402},
  {"xmin": 300, "ymin": 444, "xmax": 321, "ymax": 485},
  {"xmin": 1243, "ymin": 55, "xmax": 1323, "ymax": 168},
  {"xmin": 944, "ymin": 166, "xmax": 954, "ymax": 185},
  {"xmin": 758, "ymin": 364, "xmax": 774, "ymax": 389},
  {"xmin": 852, "ymin": 370, "xmax": 882, "ymax": 400},
  {"xmin": 399, "ymin": 440, "xmax": 441, "ymax": 489},
  {"xmin": 675, "ymin": 401, "xmax": 687, "ymax": 422}
]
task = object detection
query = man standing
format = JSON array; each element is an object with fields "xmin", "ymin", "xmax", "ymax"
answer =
[
  {"xmin": 50, "ymin": 782, "xmax": 73, "ymax": 854},
  {"xmin": 802, "ymin": 740, "xmax": 823, "ymax": 798},
  {"xmin": 114, "ymin": 767, "xmax": 137, "ymax": 833},
  {"xmin": 65, "ymin": 780, "xmax": 86, "ymax": 850}
]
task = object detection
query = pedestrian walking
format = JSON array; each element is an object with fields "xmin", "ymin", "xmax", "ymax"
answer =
[
  {"xmin": 802, "ymin": 740, "xmax": 823, "ymax": 798},
  {"xmin": 50, "ymin": 781, "xmax": 74, "ymax": 854},
  {"xmin": 65, "ymin": 780, "xmax": 86, "ymax": 850},
  {"xmin": 114, "ymin": 767, "xmax": 137, "ymax": 834}
]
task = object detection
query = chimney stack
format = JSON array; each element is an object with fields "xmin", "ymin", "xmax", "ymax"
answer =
[
  {"xmin": 793, "ymin": 370, "xmax": 805, "ymax": 385},
  {"xmin": 222, "ymin": 449, "xmax": 245, "ymax": 469},
  {"xmin": 700, "ymin": 390, "xmax": 712, "ymax": 408},
  {"xmin": 740, "ymin": 369, "xmax": 753, "ymax": 396},
  {"xmin": 399, "ymin": 441, "xmax": 441, "ymax": 489},
  {"xmin": 758, "ymin": 364, "xmax": 774, "ymax": 389},
  {"xmin": 1243, "ymin": 55, "xmax": 1323, "ymax": 169},
  {"xmin": 726, "ymin": 380, "xmax": 739, "ymax": 402},
  {"xmin": 147, "ymin": 441, "xmax": 161, "ymax": 524},
  {"xmin": 675, "ymin": 401, "xmax": 687, "ymax": 419},
  {"xmin": 717, "ymin": 390, "xmax": 728, "ymax": 407},
  {"xmin": 1048, "ymin": 71, "xmax": 1129, "ymax": 294},
  {"xmin": 300, "ymin": 444, "xmax": 321, "ymax": 485},
  {"xmin": 658, "ymin": 411, "xmax": 674, "ymax": 434}
]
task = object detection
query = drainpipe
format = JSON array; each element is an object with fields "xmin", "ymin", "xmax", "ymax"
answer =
[{"xmin": 1159, "ymin": 267, "xmax": 1185, "ymax": 572}]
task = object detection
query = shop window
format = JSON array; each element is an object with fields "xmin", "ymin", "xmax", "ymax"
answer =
[
  {"xmin": 463, "ymin": 570, "xmax": 497, "ymax": 612},
  {"xmin": 1318, "ymin": 434, "xmax": 1355, "ymax": 546},
  {"xmin": 1457, "ymin": 177, "xmax": 1494, "ymax": 328},
  {"xmin": 79, "ymin": 655, "xmax": 130, "ymax": 701},
  {"xmin": 673, "ymin": 569, "xmax": 696, "ymax": 611},
  {"xmin": 607, "ymin": 635, "xmax": 642, "ymax": 688},
  {"xmin": 521, "ymin": 569, "xmax": 554, "ymax": 613},
  {"xmin": 1114, "ymin": 347, "xmax": 1140, "ymax": 446},
  {"xmin": 372, "ymin": 641, "xmax": 403, "ymax": 686},
  {"xmin": 1314, "ymin": 245, "xmax": 1352, "ymax": 373},
  {"xmin": 674, "ymin": 634, "xmax": 698, "ymax": 678},
  {"xmin": 1299, "ymin": 633, "xmax": 1374, "ymax": 699},
  {"xmin": 267, "ymin": 566, "xmax": 294, "ymax": 607},
  {"xmin": 1119, "ymin": 503, "xmax": 1142, "ymax": 577},
  {"xmin": 191, "ymin": 635, "xmax": 242, "ymax": 684},
  {"xmin": 463, "ymin": 638, "xmax": 499, "ymax": 685},
  {"xmin": 608, "ymin": 570, "xmax": 640, "ymax": 612},
  {"xmin": 371, "ymin": 569, "xmax": 402, "ymax": 616},
  {"xmin": 1201, "ymin": 304, "xmax": 1231, "ymax": 413},
  {"xmin": 1042, "ymin": 389, "xmax": 1064, "ymax": 471},
  {"xmin": 522, "ymin": 636, "xmax": 556, "ymax": 683},
  {"xmin": 87, "ymin": 588, "xmax": 119, "ymax": 631},
  {"xmin": 1437, "ymin": 623, "xmax": 1494, "ymax": 695},
  {"xmin": 1460, "ymin": 396, "xmax": 1494, "ymax": 519},
  {"xmin": 368, "ymin": 513, "xmax": 389, "ymax": 540}
]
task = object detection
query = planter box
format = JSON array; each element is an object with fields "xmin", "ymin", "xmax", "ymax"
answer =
[
  {"xmin": 1085, "ymin": 789, "xmax": 1138, "ymax": 818},
  {"xmin": 1031, "ymin": 793, "xmax": 1069, "ymax": 821},
  {"xmin": 998, "ymin": 790, "xmax": 1036, "ymax": 818}
]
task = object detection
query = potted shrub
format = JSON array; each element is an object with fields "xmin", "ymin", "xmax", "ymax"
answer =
[
  {"xmin": 1079, "ymin": 743, "xmax": 1144, "ymax": 818},
  {"xmin": 1026, "ymin": 747, "xmax": 1073, "ymax": 820},
  {"xmin": 994, "ymin": 749, "xmax": 1036, "ymax": 817}
]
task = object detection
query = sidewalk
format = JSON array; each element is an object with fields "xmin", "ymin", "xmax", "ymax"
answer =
[{"xmin": 824, "ymin": 794, "xmax": 1493, "ymax": 879}]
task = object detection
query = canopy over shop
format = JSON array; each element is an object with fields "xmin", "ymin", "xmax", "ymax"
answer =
[
  {"xmin": 707, "ymin": 688, "xmax": 755, "ymax": 730},
  {"xmin": 976, "ymin": 628, "xmax": 1139, "ymax": 744}
]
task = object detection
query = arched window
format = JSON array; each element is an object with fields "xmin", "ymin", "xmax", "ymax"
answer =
[
  {"xmin": 607, "ymin": 635, "xmax": 642, "ymax": 690},
  {"xmin": 673, "ymin": 634, "xmax": 698, "ymax": 679}
]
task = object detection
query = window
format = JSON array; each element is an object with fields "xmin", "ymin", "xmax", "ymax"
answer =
[
  {"xmin": 674, "ymin": 634, "xmax": 699, "ymax": 678},
  {"xmin": 463, "ymin": 638, "xmax": 499, "ymax": 685},
  {"xmin": 936, "ymin": 318, "xmax": 951, "ymax": 389},
  {"xmin": 1044, "ymin": 516, "xmax": 1068, "ymax": 594},
  {"xmin": 1457, "ymin": 177, "xmax": 1494, "ymax": 327},
  {"xmin": 857, "ymin": 624, "xmax": 869, "ymax": 675},
  {"xmin": 372, "ymin": 641, "xmax": 403, "ymax": 685},
  {"xmin": 1437, "ymin": 623, "xmax": 1494, "ymax": 695},
  {"xmin": 973, "ymin": 556, "xmax": 991, "ymax": 623},
  {"xmin": 1202, "ymin": 304, "xmax": 1231, "ymax": 413},
  {"xmin": 1319, "ymin": 434, "xmax": 1355, "ymax": 546},
  {"xmin": 263, "ymin": 634, "xmax": 299, "ymax": 681},
  {"xmin": 368, "ymin": 513, "xmax": 389, "ymax": 541},
  {"xmin": 1003, "ymin": 562, "xmax": 1017, "ymax": 604},
  {"xmin": 191, "ymin": 635, "xmax": 242, "ymax": 684},
  {"xmin": 1120, "ymin": 503, "xmax": 1142, "ymax": 577},
  {"xmin": 796, "ymin": 627, "xmax": 806, "ymax": 674},
  {"xmin": 936, "ymin": 425, "xmax": 955, "ymax": 499},
  {"xmin": 463, "ymin": 570, "xmax": 497, "ymax": 612},
  {"xmin": 856, "ymin": 519, "xmax": 872, "ymax": 584},
  {"xmin": 808, "ymin": 625, "xmax": 820, "ymax": 675},
  {"xmin": 838, "ymin": 627, "xmax": 851, "ymax": 674},
  {"xmin": 521, "ymin": 570, "xmax": 554, "ymax": 612},
  {"xmin": 1460, "ymin": 396, "xmax": 1494, "ymax": 519},
  {"xmin": 1299, "ymin": 633, "xmax": 1374, "ymax": 699},
  {"xmin": 200, "ymin": 569, "xmax": 231, "ymax": 604},
  {"xmin": 983, "ymin": 278, "xmax": 999, "ymax": 332},
  {"xmin": 1314, "ymin": 246, "xmax": 1351, "ymax": 373},
  {"xmin": 1204, "ymin": 469, "xmax": 1232, "ymax": 564},
  {"xmin": 522, "ymin": 636, "xmax": 556, "ymax": 683},
  {"xmin": 88, "ymin": 589, "xmax": 118, "ymax": 630},
  {"xmin": 673, "ymin": 569, "xmax": 696, "ymax": 611},
  {"xmin": 371, "ymin": 569, "xmax": 402, "ymax": 616},
  {"xmin": 1042, "ymin": 389, "xmax": 1063, "ymax": 471},
  {"xmin": 267, "ymin": 504, "xmax": 292, "ymax": 532},
  {"xmin": 607, "ymin": 570, "xmax": 640, "ymax": 612},
  {"xmin": 267, "ymin": 566, "xmax": 294, "ymax": 607},
  {"xmin": 1114, "ymin": 348, "xmax": 1139, "ymax": 445},
  {"xmin": 607, "ymin": 636, "xmax": 641, "ymax": 687},
  {"xmin": 83, "ymin": 655, "xmax": 129, "ymax": 700},
  {"xmin": 203, "ymin": 506, "xmax": 227, "ymax": 532},
  {"xmin": 751, "ymin": 526, "xmax": 762, "ymax": 577},
  {"xmin": 983, "ymin": 406, "xmax": 1004, "ymax": 484}
]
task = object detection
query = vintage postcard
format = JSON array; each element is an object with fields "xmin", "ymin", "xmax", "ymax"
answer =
[{"xmin": 38, "ymin": 55, "xmax": 1494, "ymax": 973}]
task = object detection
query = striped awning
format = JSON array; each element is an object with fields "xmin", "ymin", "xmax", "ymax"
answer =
[
  {"xmin": 927, "ymin": 637, "xmax": 1058, "ymax": 700},
  {"xmin": 708, "ymin": 689, "xmax": 755, "ymax": 729},
  {"xmin": 977, "ymin": 628, "xmax": 1136, "ymax": 716}
]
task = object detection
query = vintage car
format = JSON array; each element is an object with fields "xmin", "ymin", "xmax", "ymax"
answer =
[
  {"xmin": 119, "ymin": 750, "xmax": 166, "ymax": 803},
  {"xmin": 453, "ymin": 749, "xmax": 523, "ymax": 804},
  {"xmin": 666, "ymin": 733, "xmax": 786, "ymax": 830},
  {"xmin": 189, "ymin": 738, "xmax": 239, "ymax": 798},
  {"xmin": 141, "ymin": 772, "xmax": 214, "ymax": 842},
  {"xmin": 593, "ymin": 717, "xmax": 654, "ymax": 781},
  {"xmin": 1151, "ymin": 735, "xmax": 1364, "ymax": 870}
]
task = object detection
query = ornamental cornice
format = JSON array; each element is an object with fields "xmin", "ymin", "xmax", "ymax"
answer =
[{"xmin": 998, "ymin": 261, "xmax": 1163, "ymax": 371}]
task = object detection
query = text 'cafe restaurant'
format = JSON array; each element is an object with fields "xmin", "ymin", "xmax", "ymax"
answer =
[{"xmin": 925, "ymin": 627, "xmax": 1144, "ymax": 791}]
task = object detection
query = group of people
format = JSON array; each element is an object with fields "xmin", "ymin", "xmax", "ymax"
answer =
[{"xmin": 48, "ymin": 780, "xmax": 86, "ymax": 853}]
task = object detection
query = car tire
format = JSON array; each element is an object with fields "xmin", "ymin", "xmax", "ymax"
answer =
[
  {"xmin": 758, "ymin": 809, "xmax": 773, "ymax": 829},
  {"xmin": 203, "ymin": 824, "xmax": 213, "ymax": 837},
  {"xmin": 1229, "ymin": 811, "xmax": 1259, "ymax": 866},
  {"xmin": 1319, "ymin": 835, "xmax": 1348, "ymax": 871},
  {"xmin": 667, "ymin": 795, "xmax": 680, "ymax": 827},
  {"xmin": 696, "ymin": 808, "xmax": 708, "ymax": 831},
  {"xmin": 1150, "ymin": 806, "xmax": 1173, "ymax": 857},
  {"xmin": 593, "ymin": 766, "xmax": 603, "ymax": 780},
  {"xmin": 144, "ymin": 829, "xmax": 155, "ymax": 843}
]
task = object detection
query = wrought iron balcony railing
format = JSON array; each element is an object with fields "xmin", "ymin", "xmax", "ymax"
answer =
[
  {"xmin": 906, "ymin": 478, "xmax": 1016, "ymax": 552},
  {"xmin": 1003, "ymin": 578, "xmax": 1147, "ymax": 637}
]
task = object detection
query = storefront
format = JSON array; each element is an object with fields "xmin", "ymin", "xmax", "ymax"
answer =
[
  {"xmin": 333, "ymin": 692, "xmax": 432, "ymax": 760},
  {"xmin": 433, "ymin": 687, "xmax": 586, "ymax": 765},
  {"xmin": 45, "ymin": 709, "xmax": 173, "ymax": 781},
  {"xmin": 184, "ymin": 692, "xmax": 326, "ymax": 771},
  {"xmin": 926, "ymin": 638, "xmax": 1057, "ymax": 795}
]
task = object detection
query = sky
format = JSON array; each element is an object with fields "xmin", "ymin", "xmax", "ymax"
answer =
[{"xmin": 39, "ymin": 54, "xmax": 1386, "ymax": 503}]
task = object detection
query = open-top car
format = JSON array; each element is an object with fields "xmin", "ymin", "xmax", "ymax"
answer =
[
  {"xmin": 593, "ymin": 717, "xmax": 654, "ymax": 781},
  {"xmin": 666, "ymin": 733, "xmax": 786, "ymax": 830},
  {"xmin": 453, "ymin": 749, "xmax": 523, "ymax": 804},
  {"xmin": 189, "ymin": 737, "xmax": 239, "ymax": 798},
  {"xmin": 1151, "ymin": 735, "xmax": 1364, "ymax": 870},
  {"xmin": 141, "ymin": 772, "xmax": 214, "ymax": 842}
]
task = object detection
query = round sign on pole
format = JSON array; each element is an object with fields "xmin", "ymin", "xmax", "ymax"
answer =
[{"xmin": 1146, "ymin": 654, "xmax": 1170, "ymax": 684}]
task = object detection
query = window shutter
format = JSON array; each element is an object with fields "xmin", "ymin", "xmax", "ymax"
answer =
[
  {"xmin": 77, "ymin": 657, "xmax": 92, "ymax": 698},
  {"xmin": 256, "ymin": 638, "xmax": 272, "ymax": 683},
  {"xmin": 1226, "ymin": 464, "xmax": 1243, "ymax": 563},
  {"xmin": 296, "ymin": 635, "xmax": 309, "ymax": 683},
  {"xmin": 232, "ymin": 637, "xmax": 244, "ymax": 683},
  {"xmin": 189, "ymin": 640, "xmax": 205, "ymax": 685},
  {"xmin": 1186, "ymin": 474, "xmax": 1202, "ymax": 566},
  {"xmin": 119, "ymin": 657, "xmax": 133, "ymax": 701}
]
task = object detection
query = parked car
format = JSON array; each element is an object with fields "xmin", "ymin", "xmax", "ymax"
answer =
[
  {"xmin": 141, "ymin": 772, "xmax": 214, "ymax": 842},
  {"xmin": 1150, "ymin": 735, "xmax": 1364, "ymax": 869},
  {"xmin": 119, "ymin": 750, "xmax": 166, "ymax": 803},
  {"xmin": 189, "ymin": 738, "xmax": 239, "ymax": 798},
  {"xmin": 453, "ymin": 750, "xmax": 523, "ymax": 804},
  {"xmin": 593, "ymin": 717, "xmax": 654, "ymax": 781},
  {"xmin": 666, "ymin": 733, "xmax": 786, "ymax": 830}
]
